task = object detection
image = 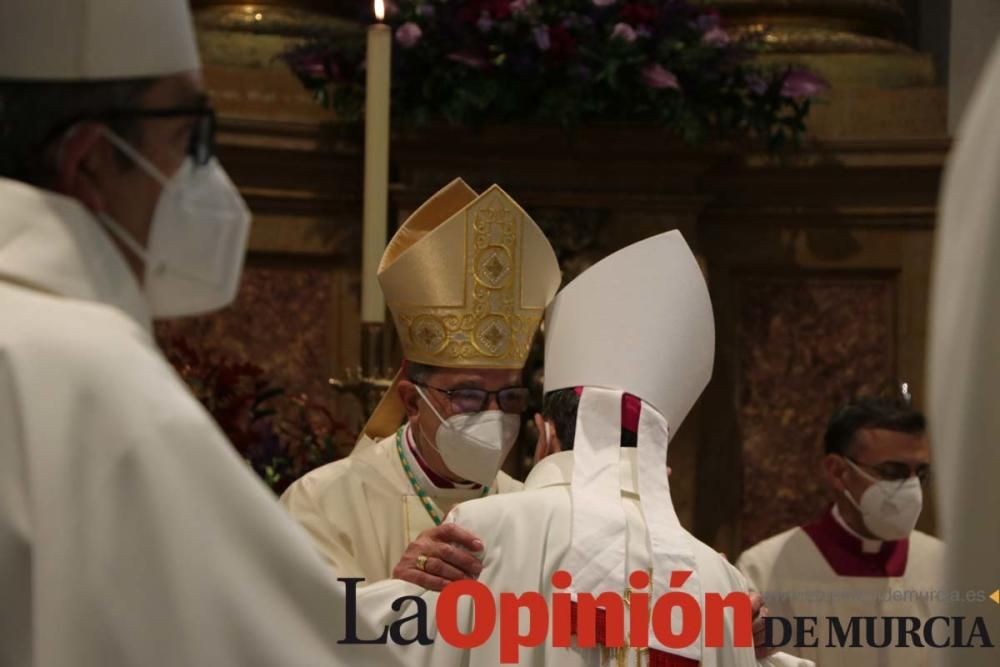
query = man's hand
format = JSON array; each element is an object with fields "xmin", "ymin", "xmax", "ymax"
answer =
[
  {"xmin": 392, "ymin": 523, "xmax": 484, "ymax": 592},
  {"xmin": 750, "ymin": 591, "xmax": 776, "ymax": 659}
]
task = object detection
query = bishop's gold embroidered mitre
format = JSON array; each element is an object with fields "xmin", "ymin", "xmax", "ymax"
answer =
[{"xmin": 361, "ymin": 178, "xmax": 561, "ymax": 439}]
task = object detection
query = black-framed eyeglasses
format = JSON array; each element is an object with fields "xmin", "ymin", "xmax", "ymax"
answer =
[
  {"xmin": 416, "ymin": 383, "xmax": 530, "ymax": 415},
  {"xmin": 845, "ymin": 456, "xmax": 932, "ymax": 485},
  {"xmin": 99, "ymin": 106, "xmax": 217, "ymax": 166},
  {"xmin": 46, "ymin": 106, "xmax": 217, "ymax": 167}
]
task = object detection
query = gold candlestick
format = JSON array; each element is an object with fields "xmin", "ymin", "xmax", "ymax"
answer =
[{"xmin": 329, "ymin": 322, "xmax": 395, "ymax": 417}]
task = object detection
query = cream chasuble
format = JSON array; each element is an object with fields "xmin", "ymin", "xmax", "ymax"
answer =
[
  {"xmin": 0, "ymin": 177, "xmax": 361, "ymax": 665},
  {"xmin": 333, "ymin": 450, "xmax": 812, "ymax": 666},
  {"xmin": 737, "ymin": 511, "xmax": 946, "ymax": 667},
  {"xmin": 282, "ymin": 178, "xmax": 555, "ymax": 583},
  {"xmin": 444, "ymin": 450, "xmax": 814, "ymax": 667},
  {"xmin": 280, "ymin": 427, "xmax": 522, "ymax": 581}
]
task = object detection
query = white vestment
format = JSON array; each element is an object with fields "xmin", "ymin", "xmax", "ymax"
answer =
[
  {"xmin": 280, "ymin": 427, "xmax": 522, "ymax": 581},
  {"xmin": 928, "ymin": 37, "xmax": 1000, "ymax": 667},
  {"xmin": 338, "ymin": 450, "xmax": 812, "ymax": 666},
  {"xmin": 0, "ymin": 178, "xmax": 355, "ymax": 666},
  {"xmin": 737, "ymin": 509, "xmax": 946, "ymax": 667}
]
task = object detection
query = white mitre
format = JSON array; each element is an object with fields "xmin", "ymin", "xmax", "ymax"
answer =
[
  {"xmin": 544, "ymin": 230, "xmax": 715, "ymax": 661},
  {"xmin": 0, "ymin": 0, "xmax": 200, "ymax": 80}
]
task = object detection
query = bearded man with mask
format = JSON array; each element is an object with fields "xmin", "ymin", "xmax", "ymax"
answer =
[
  {"xmin": 280, "ymin": 178, "xmax": 561, "ymax": 588},
  {"xmin": 0, "ymin": 2, "xmax": 379, "ymax": 664},
  {"xmin": 737, "ymin": 397, "xmax": 944, "ymax": 667}
]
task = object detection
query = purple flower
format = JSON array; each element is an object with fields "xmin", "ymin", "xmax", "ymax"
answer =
[
  {"xmin": 636, "ymin": 25, "xmax": 652, "ymax": 39},
  {"xmin": 533, "ymin": 25, "xmax": 551, "ymax": 51},
  {"xmin": 694, "ymin": 13, "xmax": 720, "ymax": 31},
  {"xmin": 294, "ymin": 54, "xmax": 328, "ymax": 78},
  {"xmin": 611, "ymin": 22, "xmax": 637, "ymax": 42},
  {"xmin": 642, "ymin": 64, "xmax": 680, "ymax": 90},
  {"xmin": 593, "ymin": 0, "xmax": 617, "ymax": 6},
  {"xmin": 702, "ymin": 26, "xmax": 730, "ymax": 47},
  {"xmin": 416, "ymin": 4, "xmax": 435, "ymax": 18},
  {"xmin": 780, "ymin": 69, "xmax": 829, "ymax": 98},
  {"xmin": 395, "ymin": 22, "xmax": 422, "ymax": 48},
  {"xmin": 511, "ymin": 0, "xmax": 534, "ymax": 14},
  {"xmin": 477, "ymin": 11, "xmax": 494, "ymax": 32},
  {"xmin": 746, "ymin": 73, "xmax": 769, "ymax": 95}
]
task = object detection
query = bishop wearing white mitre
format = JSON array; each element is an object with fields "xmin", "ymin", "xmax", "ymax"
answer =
[
  {"xmin": 344, "ymin": 232, "xmax": 813, "ymax": 666},
  {"xmin": 281, "ymin": 178, "xmax": 561, "ymax": 582}
]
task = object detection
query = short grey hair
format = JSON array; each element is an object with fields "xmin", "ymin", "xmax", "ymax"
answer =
[{"xmin": 0, "ymin": 77, "xmax": 155, "ymax": 186}]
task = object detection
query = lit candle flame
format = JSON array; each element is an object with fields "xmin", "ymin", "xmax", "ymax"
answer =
[{"xmin": 374, "ymin": 0, "xmax": 385, "ymax": 22}]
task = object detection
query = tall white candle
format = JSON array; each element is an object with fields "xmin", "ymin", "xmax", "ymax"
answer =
[{"xmin": 361, "ymin": 0, "xmax": 391, "ymax": 324}]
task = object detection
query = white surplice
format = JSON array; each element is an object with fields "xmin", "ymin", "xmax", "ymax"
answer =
[
  {"xmin": 0, "ymin": 178, "xmax": 355, "ymax": 666},
  {"xmin": 280, "ymin": 427, "xmax": 522, "ymax": 582},
  {"xmin": 737, "ymin": 509, "xmax": 945, "ymax": 667}
]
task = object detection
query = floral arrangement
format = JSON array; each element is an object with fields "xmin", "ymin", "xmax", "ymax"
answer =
[
  {"xmin": 162, "ymin": 338, "xmax": 354, "ymax": 494},
  {"xmin": 285, "ymin": 0, "xmax": 827, "ymax": 148}
]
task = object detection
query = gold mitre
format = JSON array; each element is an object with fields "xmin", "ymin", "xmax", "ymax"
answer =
[
  {"xmin": 360, "ymin": 178, "xmax": 560, "ymax": 440},
  {"xmin": 379, "ymin": 178, "xmax": 560, "ymax": 367}
]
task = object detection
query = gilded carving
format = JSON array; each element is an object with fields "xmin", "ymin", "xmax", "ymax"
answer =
[{"xmin": 394, "ymin": 192, "xmax": 544, "ymax": 367}]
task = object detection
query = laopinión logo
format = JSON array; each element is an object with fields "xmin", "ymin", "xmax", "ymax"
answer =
[
  {"xmin": 339, "ymin": 570, "xmax": 754, "ymax": 663},
  {"xmin": 338, "ymin": 574, "xmax": 997, "ymax": 663}
]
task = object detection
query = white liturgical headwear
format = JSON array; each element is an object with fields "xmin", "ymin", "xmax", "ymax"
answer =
[
  {"xmin": 0, "ymin": 0, "xmax": 200, "ymax": 80},
  {"xmin": 545, "ymin": 230, "xmax": 715, "ymax": 660},
  {"xmin": 544, "ymin": 229, "xmax": 714, "ymax": 427}
]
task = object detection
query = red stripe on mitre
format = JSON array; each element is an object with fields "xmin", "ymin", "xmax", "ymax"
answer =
[{"xmin": 573, "ymin": 386, "xmax": 642, "ymax": 434}]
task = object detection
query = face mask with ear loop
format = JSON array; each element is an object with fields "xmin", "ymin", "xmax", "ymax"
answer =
[
  {"xmin": 539, "ymin": 419, "xmax": 559, "ymax": 457},
  {"xmin": 414, "ymin": 385, "xmax": 521, "ymax": 486},
  {"xmin": 842, "ymin": 457, "xmax": 923, "ymax": 541},
  {"xmin": 89, "ymin": 127, "xmax": 251, "ymax": 317}
]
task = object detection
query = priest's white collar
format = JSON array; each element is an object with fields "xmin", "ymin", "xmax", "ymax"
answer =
[
  {"xmin": 0, "ymin": 178, "xmax": 151, "ymax": 331},
  {"xmin": 831, "ymin": 502, "xmax": 883, "ymax": 553},
  {"xmin": 525, "ymin": 448, "xmax": 643, "ymax": 496}
]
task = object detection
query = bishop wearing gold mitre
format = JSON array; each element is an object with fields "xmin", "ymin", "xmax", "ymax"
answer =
[
  {"xmin": 281, "ymin": 178, "xmax": 561, "ymax": 584},
  {"xmin": 330, "ymin": 232, "xmax": 813, "ymax": 666}
]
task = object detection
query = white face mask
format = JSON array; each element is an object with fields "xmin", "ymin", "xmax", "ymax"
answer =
[
  {"xmin": 415, "ymin": 385, "xmax": 521, "ymax": 486},
  {"xmin": 97, "ymin": 129, "xmax": 251, "ymax": 318},
  {"xmin": 842, "ymin": 457, "xmax": 923, "ymax": 541}
]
